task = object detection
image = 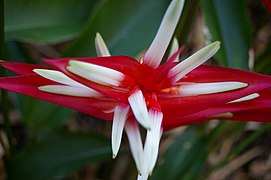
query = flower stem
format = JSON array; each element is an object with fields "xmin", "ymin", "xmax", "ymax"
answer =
[{"xmin": 0, "ymin": 0, "xmax": 13, "ymax": 155}]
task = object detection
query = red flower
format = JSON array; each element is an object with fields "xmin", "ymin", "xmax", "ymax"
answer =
[
  {"xmin": 1, "ymin": 0, "xmax": 271, "ymax": 179},
  {"xmin": 264, "ymin": 0, "xmax": 271, "ymax": 14}
]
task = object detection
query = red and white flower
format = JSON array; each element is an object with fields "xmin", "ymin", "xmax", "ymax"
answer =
[{"xmin": 1, "ymin": 0, "xmax": 271, "ymax": 179}]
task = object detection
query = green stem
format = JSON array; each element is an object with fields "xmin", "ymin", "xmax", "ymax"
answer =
[{"xmin": 0, "ymin": 0, "xmax": 14, "ymax": 154}]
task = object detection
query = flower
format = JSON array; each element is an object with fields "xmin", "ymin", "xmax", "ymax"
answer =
[{"xmin": 1, "ymin": 0, "xmax": 271, "ymax": 179}]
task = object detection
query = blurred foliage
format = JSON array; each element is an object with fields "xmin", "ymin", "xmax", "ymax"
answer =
[
  {"xmin": 201, "ymin": 0, "xmax": 252, "ymax": 69},
  {"xmin": 7, "ymin": 129, "xmax": 111, "ymax": 180},
  {"xmin": 1, "ymin": 0, "xmax": 271, "ymax": 179},
  {"xmin": 5, "ymin": 0, "xmax": 99, "ymax": 43},
  {"xmin": 62, "ymin": 0, "xmax": 169, "ymax": 57}
]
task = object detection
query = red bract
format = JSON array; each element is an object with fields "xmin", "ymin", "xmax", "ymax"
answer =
[
  {"xmin": 264, "ymin": 0, "xmax": 271, "ymax": 14},
  {"xmin": 163, "ymin": 89, "xmax": 271, "ymax": 130},
  {"xmin": 1, "ymin": 0, "xmax": 271, "ymax": 179}
]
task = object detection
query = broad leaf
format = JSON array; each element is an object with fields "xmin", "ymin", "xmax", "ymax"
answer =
[
  {"xmin": 62, "ymin": 0, "xmax": 170, "ymax": 57},
  {"xmin": 7, "ymin": 129, "xmax": 111, "ymax": 180},
  {"xmin": 5, "ymin": 0, "xmax": 99, "ymax": 43},
  {"xmin": 201, "ymin": 0, "xmax": 252, "ymax": 69},
  {"xmin": 14, "ymin": 94, "xmax": 74, "ymax": 133},
  {"xmin": 150, "ymin": 128, "xmax": 207, "ymax": 180}
]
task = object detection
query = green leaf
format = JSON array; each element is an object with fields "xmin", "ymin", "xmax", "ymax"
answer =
[
  {"xmin": 5, "ymin": 42, "xmax": 74, "ymax": 137},
  {"xmin": 14, "ymin": 94, "xmax": 74, "ymax": 137},
  {"xmin": 201, "ymin": 0, "xmax": 252, "ymax": 69},
  {"xmin": 62, "ymin": 0, "xmax": 169, "ymax": 57},
  {"xmin": 5, "ymin": 41, "xmax": 35, "ymax": 63},
  {"xmin": 7, "ymin": 129, "xmax": 111, "ymax": 180},
  {"xmin": 254, "ymin": 41, "xmax": 271, "ymax": 74},
  {"xmin": 5, "ymin": 0, "xmax": 99, "ymax": 43},
  {"xmin": 150, "ymin": 128, "xmax": 207, "ymax": 180}
]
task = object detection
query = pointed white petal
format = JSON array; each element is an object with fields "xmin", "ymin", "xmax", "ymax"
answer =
[
  {"xmin": 168, "ymin": 37, "xmax": 180, "ymax": 62},
  {"xmin": 67, "ymin": 65, "xmax": 120, "ymax": 86},
  {"xmin": 95, "ymin": 33, "xmax": 111, "ymax": 57},
  {"xmin": 128, "ymin": 90, "xmax": 151, "ymax": 129},
  {"xmin": 228, "ymin": 93, "xmax": 260, "ymax": 103},
  {"xmin": 69, "ymin": 60, "xmax": 123, "ymax": 80},
  {"xmin": 33, "ymin": 69, "xmax": 86, "ymax": 87},
  {"xmin": 143, "ymin": 109, "xmax": 163, "ymax": 175},
  {"xmin": 38, "ymin": 85, "xmax": 102, "ymax": 97},
  {"xmin": 125, "ymin": 121, "xmax": 144, "ymax": 174},
  {"xmin": 169, "ymin": 41, "xmax": 220, "ymax": 83},
  {"xmin": 67, "ymin": 60, "xmax": 124, "ymax": 86},
  {"xmin": 111, "ymin": 104, "xmax": 130, "ymax": 159},
  {"xmin": 178, "ymin": 82, "xmax": 247, "ymax": 96},
  {"xmin": 137, "ymin": 173, "xmax": 148, "ymax": 180},
  {"xmin": 143, "ymin": 0, "xmax": 185, "ymax": 68}
]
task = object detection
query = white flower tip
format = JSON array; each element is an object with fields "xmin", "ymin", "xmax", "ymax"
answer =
[
  {"xmin": 128, "ymin": 89, "xmax": 151, "ymax": 129},
  {"xmin": 178, "ymin": 82, "xmax": 248, "ymax": 96},
  {"xmin": 111, "ymin": 105, "xmax": 129, "ymax": 160},
  {"xmin": 209, "ymin": 41, "xmax": 221, "ymax": 55},
  {"xmin": 137, "ymin": 173, "xmax": 148, "ymax": 180},
  {"xmin": 125, "ymin": 121, "xmax": 144, "ymax": 173},
  {"xmin": 33, "ymin": 69, "xmax": 56, "ymax": 79},
  {"xmin": 112, "ymin": 153, "xmax": 117, "ymax": 159},
  {"xmin": 143, "ymin": 0, "xmax": 185, "ymax": 68},
  {"xmin": 237, "ymin": 82, "xmax": 248, "ymax": 88},
  {"xmin": 68, "ymin": 60, "xmax": 124, "ymax": 86},
  {"xmin": 193, "ymin": 41, "xmax": 221, "ymax": 61},
  {"xmin": 68, "ymin": 60, "xmax": 83, "ymax": 68},
  {"xmin": 169, "ymin": 41, "xmax": 221, "ymax": 83},
  {"xmin": 34, "ymin": 68, "xmax": 88, "ymax": 88},
  {"xmin": 168, "ymin": 37, "xmax": 180, "ymax": 62},
  {"xmin": 142, "ymin": 109, "xmax": 163, "ymax": 176},
  {"xmin": 95, "ymin": 32, "xmax": 111, "ymax": 57},
  {"xmin": 33, "ymin": 68, "xmax": 45, "ymax": 74},
  {"xmin": 211, "ymin": 41, "xmax": 221, "ymax": 49},
  {"xmin": 228, "ymin": 93, "xmax": 259, "ymax": 103},
  {"xmin": 38, "ymin": 85, "xmax": 101, "ymax": 97}
]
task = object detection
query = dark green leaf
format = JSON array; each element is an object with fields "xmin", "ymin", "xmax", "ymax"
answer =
[
  {"xmin": 254, "ymin": 41, "xmax": 271, "ymax": 74},
  {"xmin": 14, "ymin": 94, "xmax": 74, "ymax": 137},
  {"xmin": 5, "ymin": 42, "xmax": 74, "ymax": 137},
  {"xmin": 150, "ymin": 128, "xmax": 207, "ymax": 180},
  {"xmin": 62, "ymin": 0, "xmax": 169, "ymax": 57},
  {"xmin": 5, "ymin": 41, "xmax": 34, "ymax": 63},
  {"xmin": 5, "ymin": 0, "xmax": 99, "ymax": 43},
  {"xmin": 201, "ymin": 0, "xmax": 252, "ymax": 69},
  {"xmin": 7, "ymin": 129, "xmax": 111, "ymax": 180}
]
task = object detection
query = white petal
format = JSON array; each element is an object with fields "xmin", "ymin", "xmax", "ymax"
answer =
[
  {"xmin": 178, "ymin": 82, "xmax": 248, "ymax": 96},
  {"xmin": 33, "ymin": 69, "xmax": 86, "ymax": 87},
  {"xmin": 125, "ymin": 121, "xmax": 144, "ymax": 174},
  {"xmin": 168, "ymin": 37, "xmax": 180, "ymax": 62},
  {"xmin": 169, "ymin": 41, "xmax": 220, "ymax": 83},
  {"xmin": 95, "ymin": 32, "xmax": 111, "ymax": 57},
  {"xmin": 128, "ymin": 89, "xmax": 150, "ymax": 129},
  {"xmin": 67, "ymin": 60, "xmax": 124, "ymax": 86},
  {"xmin": 143, "ymin": 0, "xmax": 185, "ymax": 68},
  {"xmin": 137, "ymin": 173, "xmax": 148, "ymax": 180},
  {"xmin": 111, "ymin": 104, "xmax": 130, "ymax": 159},
  {"xmin": 143, "ymin": 109, "xmax": 163, "ymax": 175},
  {"xmin": 67, "ymin": 65, "xmax": 120, "ymax": 86},
  {"xmin": 69, "ymin": 60, "xmax": 122, "ymax": 80},
  {"xmin": 38, "ymin": 85, "xmax": 102, "ymax": 97},
  {"xmin": 228, "ymin": 93, "xmax": 260, "ymax": 103}
]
